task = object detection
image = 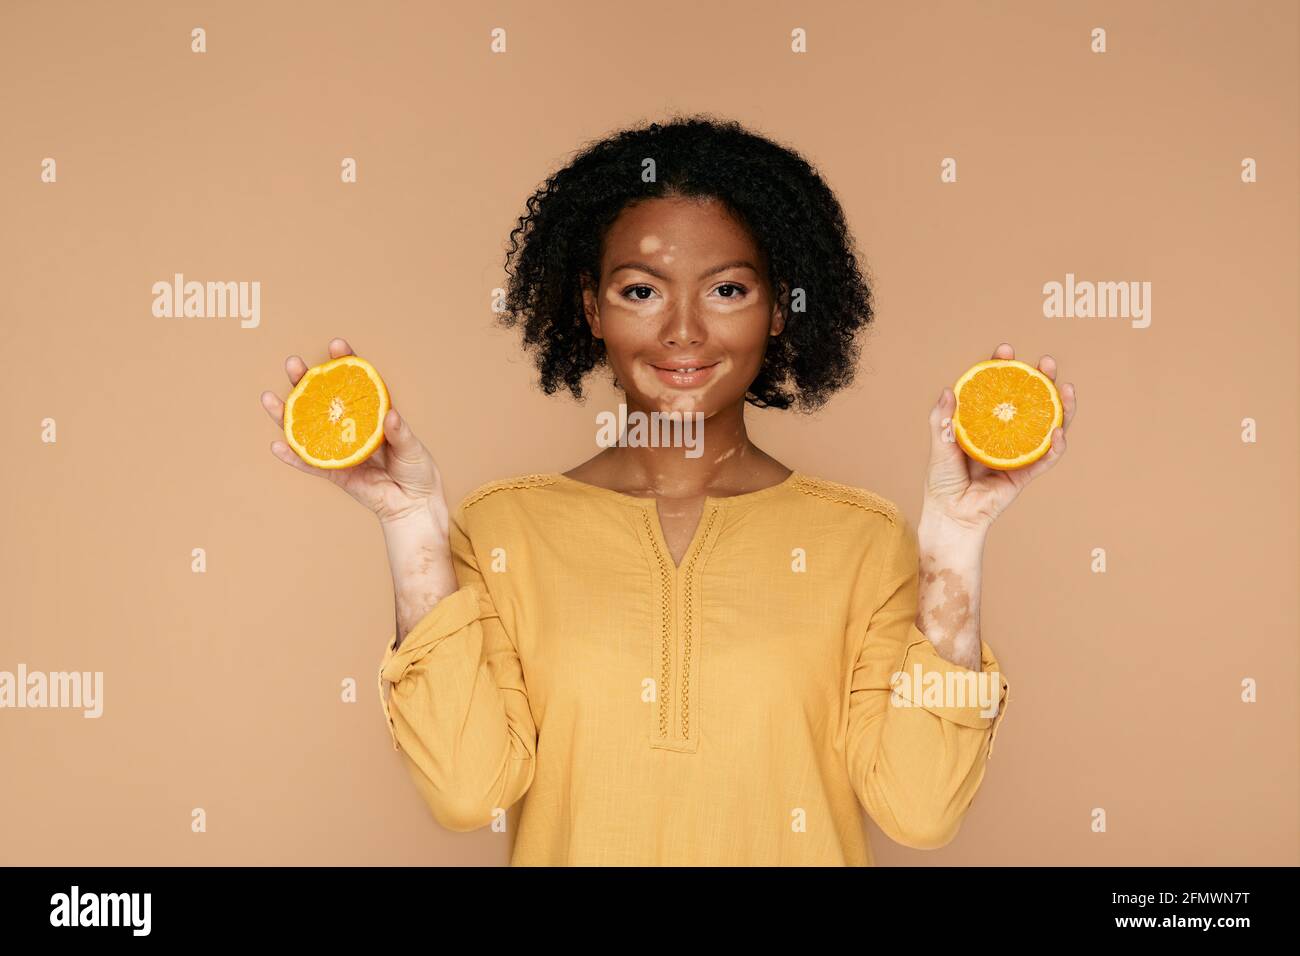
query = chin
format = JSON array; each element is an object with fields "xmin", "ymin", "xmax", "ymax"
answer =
[{"xmin": 641, "ymin": 392, "xmax": 716, "ymax": 417}]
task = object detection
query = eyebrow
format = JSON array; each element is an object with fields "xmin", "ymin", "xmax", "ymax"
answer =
[{"xmin": 609, "ymin": 259, "xmax": 759, "ymax": 281}]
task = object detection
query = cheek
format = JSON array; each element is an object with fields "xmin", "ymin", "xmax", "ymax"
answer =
[
  {"xmin": 602, "ymin": 300, "xmax": 773, "ymax": 413},
  {"xmin": 597, "ymin": 297, "xmax": 647, "ymax": 348},
  {"xmin": 597, "ymin": 312, "xmax": 678, "ymax": 404},
  {"xmin": 717, "ymin": 317, "xmax": 774, "ymax": 369}
]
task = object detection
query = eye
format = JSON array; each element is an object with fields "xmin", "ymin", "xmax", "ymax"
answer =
[
  {"xmin": 620, "ymin": 284, "xmax": 657, "ymax": 301},
  {"xmin": 714, "ymin": 282, "xmax": 749, "ymax": 299}
]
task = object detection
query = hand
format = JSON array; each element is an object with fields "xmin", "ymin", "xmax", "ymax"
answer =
[
  {"xmin": 924, "ymin": 342, "xmax": 1077, "ymax": 532},
  {"xmin": 261, "ymin": 337, "xmax": 448, "ymax": 527}
]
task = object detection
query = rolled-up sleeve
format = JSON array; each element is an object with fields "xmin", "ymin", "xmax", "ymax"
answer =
[
  {"xmin": 845, "ymin": 513, "xmax": 1010, "ymax": 850},
  {"xmin": 377, "ymin": 504, "xmax": 537, "ymax": 833}
]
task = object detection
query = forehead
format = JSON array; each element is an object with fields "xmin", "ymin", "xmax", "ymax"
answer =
[{"xmin": 601, "ymin": 196, "xmax": 759, "ymax": 258}]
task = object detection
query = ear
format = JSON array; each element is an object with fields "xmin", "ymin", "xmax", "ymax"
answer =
[
  {"xmin": 770, "ymin": 281, "xmax": 787, "ymax": 337},
  {"xmin": 581, "ymin": 273, "xmax": 603, "ymax": 339}
]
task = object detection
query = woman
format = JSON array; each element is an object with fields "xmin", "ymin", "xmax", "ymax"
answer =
[{"xmin": 261, "ymin": 116, "xmax": 1075, "ymax": 865}]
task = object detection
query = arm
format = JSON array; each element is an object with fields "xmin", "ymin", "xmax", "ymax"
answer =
[
  {"xmin": 846, "ymin": 513, "xmax": 1010, "ymax": 850},
  {"xmin": 914, "ymin": 506, "xmax": 985, "ymax": 671},
  {"xmin": 378, "ymin": 503, "xmax": 538, "ymax": 832},
  {"xmin": 382, "ymin": 498, "xmax": 458, "ymax": 645},
  {"xmin": 919, "ymin": 342, "xmax": 1074, "ymax": 671},
  {"xmin": 846, "ymin": 343, "xmax": 1074, "ymax": 848},
  {"xmin": 260, "ymin": 338, "xmax": 538, "ymax": 832}
]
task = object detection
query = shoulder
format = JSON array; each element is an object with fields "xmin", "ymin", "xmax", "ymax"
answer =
[
  {"xmin": 787, "ymin": 475, "xmax": 916, "ymax": 585},
  {"xmin": 458, "ymin": 472, "xmax": 561, "ymax": 511},
  {"xmin": 787, "ymin": 473, "xmax": 902, "ymax": 528},
  {"xmin": 449, "ymin": 473, "xmax": 562, "ymax": 541}
]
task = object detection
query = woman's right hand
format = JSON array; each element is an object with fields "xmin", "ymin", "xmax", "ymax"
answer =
[{"xmin": 261, "ymin": 337, "xmax": 448, "ymax": 527}]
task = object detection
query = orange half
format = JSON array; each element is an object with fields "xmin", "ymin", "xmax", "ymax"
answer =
[
  {"xmin": 283, "ymin": 355, "xmax": 390, "ymax": 469},
  {"xmin": 952, "ymin": 359, "xmax": 1062, "ymax": 470}
]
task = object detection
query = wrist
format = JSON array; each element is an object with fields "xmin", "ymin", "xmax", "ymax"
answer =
[
  {"xmin": 918, "ymin": 500, "xmax": 988, "ymax": 562},
  {"xmin": 379, "ymin": 497, "xmax": 450, "ymax": 540},
  {"xmin": 381, "ymin": 505, "xmax": 456, "ymax": 587}
]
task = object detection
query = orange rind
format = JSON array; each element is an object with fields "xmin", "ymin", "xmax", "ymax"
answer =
[{"xmin": 283, "ymin": 355, "xmax": 390, "ymax": 469}]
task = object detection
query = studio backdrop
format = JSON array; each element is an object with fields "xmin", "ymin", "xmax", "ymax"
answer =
[{"xmin": 1, "ymin": 0, "xmax": 1296, "ymax": 865}]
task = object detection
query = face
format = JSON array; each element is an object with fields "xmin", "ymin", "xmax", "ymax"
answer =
[{"xmin": 581, "ymin": 195, "xmax": 785, "ymax": 417}]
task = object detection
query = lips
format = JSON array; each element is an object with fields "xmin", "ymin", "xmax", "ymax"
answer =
[{"xmin": 649, "ymin": 360, "xmax": 721, "ymax": 388}]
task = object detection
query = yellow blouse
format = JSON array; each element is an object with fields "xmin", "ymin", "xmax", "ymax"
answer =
[{"xmin": 378, "ymin": 471, "xmax": 1010, "ymax": 865}]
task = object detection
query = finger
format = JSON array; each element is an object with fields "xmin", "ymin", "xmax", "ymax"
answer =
[
  {"xmin": 382, "ymin": 408, "xmax": 429, "ymax": 466},
  {"xmin": 269, "ymin": 439, "xmax": 344, "ymax": 482},
  {"xmin": 328, "ymin": 338, "xmax": 354, "ymax": 359},
  {"xmin": 1037, "ymin": 354, "xmax": 1057, "ymax": 380},
  {"xmin": 1017, "ymin": 427, "xmax": 1067, "ymax": 482},
  {"xmin": 928, "ymin": 387, "xmax": 952, "ymax": 448},
  {"xmin": 285, "ymin": 355, "xmax": 309, "ymax": 387},
  {"xmin": 260, "ymin": 390, "xmax": 285, "ymax": 427},
  {"xmin": 928, "ymin": 387, "xmax": 967, "ymax": 464},
  {"xmin": 383, "ymin": 408, "xmax": 426, "ymax": 464},
  {"xmin": 1061, "ymin": 382, "xmax": 1077, "ymax": 431},
  {"xmin": 992, "ymin": 342, "xmax": 1014, "ymax": 360}
]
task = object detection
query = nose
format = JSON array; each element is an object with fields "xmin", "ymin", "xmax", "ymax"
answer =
[{"xmin": 659, "ymin": 300, "xmax": 706, "ymax": 347}]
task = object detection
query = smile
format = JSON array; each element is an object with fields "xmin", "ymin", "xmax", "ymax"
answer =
[{"xmin": 649, "ymin": 361, "xmax": 721, "ymax": 388}]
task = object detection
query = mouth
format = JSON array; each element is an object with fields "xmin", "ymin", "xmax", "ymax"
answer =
[{"xmin": 648, "ymin": 360, "xmax": 721, "ymax": 388}]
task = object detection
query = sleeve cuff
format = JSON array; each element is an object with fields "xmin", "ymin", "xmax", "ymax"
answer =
[
  {"xmin": 376, "ymin": 584, "xmax": 483, "ymax": 751},
  {"xmin": 889, "ymin": 626, "xmax": 1011, "ymax": 758}
]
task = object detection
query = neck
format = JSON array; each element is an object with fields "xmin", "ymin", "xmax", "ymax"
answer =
[{"xmin": 602, "ymin": 398, "xmax": 771, "ymax": 498}]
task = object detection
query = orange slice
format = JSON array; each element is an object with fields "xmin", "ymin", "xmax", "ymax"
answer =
[
  {"xmin": 951, "ymin": 359, "xmax": 1062, "ymax": 470},
  {"xmin": 283, "ymin": 355, "xmax": 390, "ymax": 469}
]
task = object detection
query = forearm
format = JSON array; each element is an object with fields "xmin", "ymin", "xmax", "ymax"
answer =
[
  {"xmin": 380, "ymin": 500, "xmax": 460, "ymax": 646},
  {"xmin": 915, "ymin": 503, "xmax": 987, "ymax": 671}
]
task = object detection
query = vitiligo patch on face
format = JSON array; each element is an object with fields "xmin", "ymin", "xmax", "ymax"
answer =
[{"xmin": 628, "ymin": 361, "xmax": 702, "ymax": 411}]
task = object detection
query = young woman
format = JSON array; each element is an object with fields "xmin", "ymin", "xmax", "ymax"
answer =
[{"xmin": 261, "ymin": 116, "xmax": 1075, "ymax": 866}]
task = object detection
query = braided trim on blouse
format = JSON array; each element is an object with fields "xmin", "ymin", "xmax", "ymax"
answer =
[
  {"xmin": 789, "ymin": 475, "xmax": 900, "ymax": 525},
  {"xmin": 461, "ymin": 473, "xmax": 559, "ymax": 509}
]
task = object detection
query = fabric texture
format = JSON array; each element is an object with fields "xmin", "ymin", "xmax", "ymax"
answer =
[{"xmin": 378, "ymin": 471, "xmax": 1009, "ymax": 865}]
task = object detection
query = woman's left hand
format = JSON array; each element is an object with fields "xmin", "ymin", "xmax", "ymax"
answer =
[{"xmin": 925, "ymin": 342, "xmax": 1077, "ymax": 533}]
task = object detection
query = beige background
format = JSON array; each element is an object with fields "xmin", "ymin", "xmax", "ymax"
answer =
[{"xmin": 1, "ymin": 0, "xmax": 1296, "ymax": 865}]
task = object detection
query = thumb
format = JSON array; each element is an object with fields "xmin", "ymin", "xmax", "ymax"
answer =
[
  {"xmin": 928, "ymin": 388, "xmax": 961, "ymax": 464},
  {"xmin": 927, "ymin": 387, "xmax": 969, "ymax": 495}
]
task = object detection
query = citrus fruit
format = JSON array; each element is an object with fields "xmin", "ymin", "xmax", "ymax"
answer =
[
  {"xmin": 951, "ymin": 359, "xmax": 1062, "ymax": 470},
  {"xmin": 283, "ymin": 355, "xmax": 390, "ymax": 469}
]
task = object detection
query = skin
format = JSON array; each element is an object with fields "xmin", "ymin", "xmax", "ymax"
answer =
[
  {"xmin": 919, "ymin": 343, "xmax": 1077, "ymax": 670},
  {"xmin": 260, "ymin": 341, "xmax": 458, "ymax": 641},
  {"xmin": 259, "ymin": 197, "xmax": 1078, "ymax": 675},
  {"xmin": 566, "ymin": 194, "xmax": 791, "ymax": 566}
]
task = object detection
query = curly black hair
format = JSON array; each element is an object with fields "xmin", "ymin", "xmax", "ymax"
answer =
[{"xmin": 499, "ymin": 113, "xmax": 875, "ymax": 411}]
